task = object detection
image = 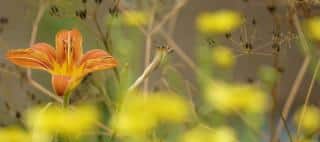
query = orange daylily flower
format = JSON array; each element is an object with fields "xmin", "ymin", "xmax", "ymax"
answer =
[{"xmin": 6, "ymin": 29, "xmax": 117, "ymax": 96}]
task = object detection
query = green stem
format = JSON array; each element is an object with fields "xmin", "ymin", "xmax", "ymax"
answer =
[{"xmin": 63, "ymin": 92, "xmax": 71, "ymax": 108}]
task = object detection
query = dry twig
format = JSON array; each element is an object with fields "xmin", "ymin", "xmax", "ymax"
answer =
[{"xmin": 129, "ymin": 46, "xmax": 171, "ymax": 91}]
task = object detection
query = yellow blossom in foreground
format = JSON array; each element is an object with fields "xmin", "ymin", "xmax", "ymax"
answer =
[
  {"xmin": 111, "ymin": 110, "xmax": 157, "ymax": 137},
  {"xmin": 181, "ymin": 126, "xmax": 237, "ymax": 142},
  {"xmin": 181, "ymin": 126, "xmax": 213, "ymax": 142},
  {"xmin": 231, "ymin": 85, "xmax": 268, "ymax": 113},
  {"xmin": 213, "ymin": 127, "xmax": 238, "ymax": 142},
  {"xmin": 294, "ymin": 105, "xmax": 320, "ymax": 134},
  {"xmin": 197, "ymin": 10, "xmax": 243, "ymax": 34},
  {"xmin": 0, "ymin": 127, "xmax": 31, "ymax": 142},
  {"xmin": 123, "ymin": 10, "xmax": 149, "ymax": 26},
  {"xmin": 26, "ymin": 105, "xmax": 99, "ymax": 136},
  {"xmin": 212, "ymin": 46, "xmax": 235, "ymax": 69},
  {"xmin": 205, "ymin": 81, "xmax": 234, "ymax": 113},
  {"xmin": 111, "ymin": 92, "xmax": 189, "ymax": 137},
  {"xmin": 304, "ymin": 17, "xmax": 320, "ymax": 40},
  {"xmin": 111, "ymin": 94, "xmax": 157, "ymax": 137},
  {"xmin": 205, "ymin": 81, "xmax": 269, "ymax": 114},
  {"xmin": 148, "ymin": 93, "xmax": 189, "ymax": 122}
]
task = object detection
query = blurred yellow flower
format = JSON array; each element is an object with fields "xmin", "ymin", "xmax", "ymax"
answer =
[
  {"xmin": 123, "ymin": 10, "xmax": 149, "ymax": 26},
  {"xmin": 181, "ymin": 126, "xmax": 237, "ymax": 142},
  {"xmin": 111, "ymin": 91, "xmax": 190, "ymax": 137},
  {"xmin": 111, "ymin": 110, "xmax": 157, "ymax": 137},
  {"xmin": 196, "ymin": 10, "xmax": 243, "ymax": 34},
  {"xmin": 26, "ymin": 105, "xmax": 99, "ymax": 136},
  {"xmin": 232, "ymin": 85, "xmax": 268, "ymax": 113},
  {"xmin": 181, "ymin": 126, "xmax": 214, "ymax": 142},
  {"xmin": 258, "ymin": 66, "xmax": 279, "ymax": 86},
  {"xmin": 205, "ymin": 81, "xmax": 269, "ymax": 114},
  {"xmin": 294, "ymin": 105, "xmax": 320, "ymax": 134},
  {"xmin": 305, "ymin": 17, "xmax": 320, "ymax": 40},
  {"xmin": 213, "ymin": 127, "xmax": 238, "ymax": 142},
  {"xmin": 212, "ymin": 46, "xmax": 235, "ymax": 69},
  {"xmin": 148, "ymin": 93, "xmax": 189, "ymax": 123},
  {"xmin": 205, "ymin": 81, "xmax": 235, "ymax": 113},
  {"xmin": 0, "ymin": 127, "xmax": 31, "ymax": 142},
  {"xmin": 111, "ymin": 94, "xmax": 157, "ymax": 137}
]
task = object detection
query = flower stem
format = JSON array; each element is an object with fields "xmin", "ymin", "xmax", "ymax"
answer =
[{"xmin": 63, "ymin": 92, "xmax": 71, "ymax": 108}]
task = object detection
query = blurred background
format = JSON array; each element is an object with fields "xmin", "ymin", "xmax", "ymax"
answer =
[{"xmin": 0, "ymin": 0, "xmax": 319, "ymax": 141}]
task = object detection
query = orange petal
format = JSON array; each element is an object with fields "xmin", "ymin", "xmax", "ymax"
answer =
[
  {"xmin": 80, "ymin": 49, "xmax": 117, "ymax": 74},
  {"xmin": 5, "ymin": 43, "xmax": 56, "ymax": 71},
  {"xmin": 55, "ymin": 29, "xmax": 83, "ymax": 64},
  {"xmin": 52, "ymin": 75, "xmax": 71, "ymax": 96},
  {"xmin": 31, "ymin": 43, "xmax": 56, "ymax": 62},
  {"xmin": 52, "ymin": 75, "xmax": 83, "ymax": 96}
]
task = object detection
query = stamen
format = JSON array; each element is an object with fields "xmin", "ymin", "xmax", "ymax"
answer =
[{"xmin": 67, "ymin": 31, "xmax": 71, "ymax": 66}]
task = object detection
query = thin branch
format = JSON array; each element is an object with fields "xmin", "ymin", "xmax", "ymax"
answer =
[
  {"xmin": 129, "ymin": 46, "xmax": 170, "ymax": 91},
  {"xmin": 271, "ymin": 92, "xmax": 294, "ymax": 142},
  {"xmin": 296, "ymin": 59, "xmax": 320, "ymax": 140},
  {"xmin": 143, "ymin": 34, "xmax": 153, "ymax": 92},
  {"xmin": 118, "ymin": 0, "xmax": 189, "ymax": 92},
  {"xmin": 29, "ymin": 79, "xmax": 63, "ymax": 103},
  {"xmin": 150, "ymin": 0, "xmax": 188, "ymax": 35},
  {"xmin": 27, "ymin": 0, "xmax": 48, "ymax": 79},
  {"xmin": 143, "ymin": 3, "xmax": 156, "ymax": 93},
  {"xmin": 292, "ymin": 15, "xmax": 309, "ymax": 55},
  {"xmin": 92, "ymin": 6, "xmax": 120, "ymax": 82},
  {"xmin": 24, "ymin": 0, "xmax": 62, "ymax": 103},
  {"xmin": 272, "ymin": 0, "xmax": 312, "ymax": 140},
  {"xmin": 270, "ymin": 53, "xmax": 294, "ymax": 142},
  {"xmin": 95, "ymin": 121, "xmax": 113, "ymax": 136},
  {"xmin": 160, "ymin": 30, "xmax": 197, "ymax": 72},
  {"xmin": 272, "ymin": 56, "xmax": 311, "ymax": 142}
]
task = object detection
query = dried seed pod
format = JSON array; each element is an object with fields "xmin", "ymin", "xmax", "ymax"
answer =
[
  {"xmin": 225, "ymin": 33, "xmax": 232, "ymax": 39},
  {"xmin": 49, "ymin": 5, "xmax": 59, "ymax": 16},
  {"xmin": 76, "ymin": 9, "xmax": 87, "ymax": 20},
  {"xmin": 4, "ymin": 101, "xmax": 10, "ymax": 110},
  {"xmin": 247, "ymin": 77, "xmax": 255, "ymax": 83},
  {"xmin": 272, "ymin": 43, "xmax": 280, "ymax": 53},
  {"xmin": 109, "ymin": 7, "xmax": 119, "ymax": 17},
  {"xmin": 252, "ymin": 18, "xmax": 256, "ymax": 26},
  {"xmin": 245, "ymin": 42, "xmax": 253, "ymax": 50},
  {"xmin": 15, "ymin": 111, "xmax": 21, "ymax": 119},
  {"xmin": 266, "ymin": 5, "xmax": 276, "ymax": 14},
  {"xmin": 0, "ymin": 17, "xmax": 8, "ymax": 24},
  {"xmin": 95, "ymin": 0, "xmax": 102, "ymax": 4},
  {"xmin": 0, "ymin": 123, "xmax": 5, "ymax": 127},
  {"xmin": 277, "ymin": 67, "xmax": 284, "ymax": 73},
  {"xmin": 207, "ymin": 39, "xmax": 216, "ymax": 48}
]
